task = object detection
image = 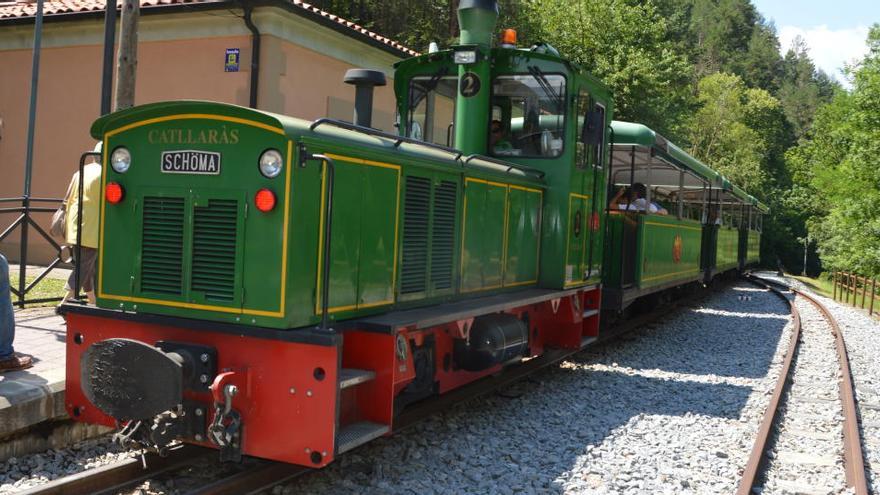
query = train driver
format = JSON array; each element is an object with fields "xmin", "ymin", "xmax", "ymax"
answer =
[
  {"xmin": 611, "ymin": 182, "xmax": 668, "ymax": 215},
  {"xmin": 490, "ymin": 119, "xmax": 513, "ymax": 153}
]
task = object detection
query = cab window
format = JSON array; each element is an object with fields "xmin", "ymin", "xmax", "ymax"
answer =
[
  {"xmin": 407, "ymin": 75, "xmax": 458, "ymax": 146},
  {"xmin": 489, "ymin": 74, "xmax": 566, "ymax": 158}
]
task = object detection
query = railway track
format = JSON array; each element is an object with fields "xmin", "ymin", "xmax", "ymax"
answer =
[
  {"xmin": 738, "ymin": 275, "xmax": 868, "ymax": 495},
  {"xmin": 16, "ymin": 282, "xmax": 727, "ymax": 495}
]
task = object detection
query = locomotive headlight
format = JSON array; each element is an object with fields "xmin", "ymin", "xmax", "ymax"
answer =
[
  {"xmin": 110, "ymin": 147, "xmax": 131, "ymax": 173},
  {"xmin": 259, "ymin": 149, "xmax": 283, "ymax": 178},
  {"xmin": 454, "ymin": 49, "xmax": 477, "ymax": 64}
]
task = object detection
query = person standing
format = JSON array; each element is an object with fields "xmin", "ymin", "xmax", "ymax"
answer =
[
  {"xmin": 0, "ymin": 253, "xmax": 33, "ymax": 372},
  {"xmin": 61, "ymin": 142, "xmax": 103, "ymax": 305}
]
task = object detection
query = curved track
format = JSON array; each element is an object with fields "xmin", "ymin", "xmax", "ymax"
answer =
[{"xmin": 738, "ymin": 275, "xmax": 868, "ymax": 495}]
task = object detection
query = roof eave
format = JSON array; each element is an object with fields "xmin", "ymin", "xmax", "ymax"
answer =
[{"xmin": 0, "ymin": 0, "xmax": 416, "ymax": 59}]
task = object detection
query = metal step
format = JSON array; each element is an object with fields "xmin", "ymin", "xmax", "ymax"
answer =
[
  {"xmin": 336, "ymin": 421, "xmax": 389, "ymax": 454},
  {"xmin": 580, "ymin": 336, "xmax": 598, "ymax": 349},
  {"xmin": 338, "ymin": 368, "xmax": 375, "ymax": 390},
  {"xmin": 582, "ymin": 309, "xmax": 599, "ymax": 319}
]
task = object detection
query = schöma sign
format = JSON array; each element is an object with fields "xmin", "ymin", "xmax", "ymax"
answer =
[{"xmin": 161, "ymin": 150, "xmax": 221, "ymax": 175}]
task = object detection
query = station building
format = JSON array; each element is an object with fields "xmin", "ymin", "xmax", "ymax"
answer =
[{"xmin": 0, "ymin": 0, "xmax": 415, "ymax": 262}]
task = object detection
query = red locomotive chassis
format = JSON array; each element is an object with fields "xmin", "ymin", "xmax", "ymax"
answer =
[{"xmin": 64, "ymin": 286, "xmax": 600, "ymax": 467}]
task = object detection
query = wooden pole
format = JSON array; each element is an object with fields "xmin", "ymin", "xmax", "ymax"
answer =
[
  {"xmin": 114, "ymin": 0, "xmax": 139, "ymax": 110},
  {"xmin": 861, "ymin": 275, "xmax": 867, "ymax": 309},
  {"xmin": 833, "ymin": 271, "xmax": 838, "ymax": 301},
  {"xmin": 851, "ymin": 273, "xmax": 857, "ymax": 308},
  {"xmin": 870, "ymin": 277, "xmax": 876, "ymax": 316}
]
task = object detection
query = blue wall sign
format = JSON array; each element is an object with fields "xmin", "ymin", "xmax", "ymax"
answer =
[{"xmin": 225, "ymin": 48, "xmax": 240, "ymax": 72}]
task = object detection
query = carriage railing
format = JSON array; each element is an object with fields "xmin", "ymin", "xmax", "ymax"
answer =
[
  {"xmin": 832, "ymin": 271, "xmax": 879, "ymax": 316},
  {"xmin": 0, "ymin": 195, "xmax": 66, "ymax": 307}
]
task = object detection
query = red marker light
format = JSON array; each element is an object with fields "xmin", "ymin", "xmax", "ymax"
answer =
[
  {"xmin": 254, "ymin": 188, "xmax": 276, "ymax": 212},
  {"xmin": 590, "ymin": 212, "xmax": 600, "ymax": 231},
  {"xmin": 105, "ymin": 182, "xmax": 124, "ymax": 204}
]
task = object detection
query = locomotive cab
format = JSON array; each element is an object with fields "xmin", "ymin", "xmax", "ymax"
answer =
[{"xmin": 394, "ymin": 20, "xmax": 613, "ymax": 289}]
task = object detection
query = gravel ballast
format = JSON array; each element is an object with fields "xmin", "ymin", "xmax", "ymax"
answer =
[
  {"xmin": 760, "ymin": 288, "xmax": 846, "ymax": 494},
  {"xmin": 288, "ymin": 282, "xmax": 793, "ymax": 494},
  {"xmin": 0, "ymin": 436, "xmax": 136, "ymax": 494},
  {"xmin": 0, "ymin": 281, "xmax": 804, "ymax": 494},
  {"xmin": 764, "ymin": 272, "xmax": 880, "ymax": 493}
]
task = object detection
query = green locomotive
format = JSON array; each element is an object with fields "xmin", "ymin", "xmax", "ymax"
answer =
[{"xmin": 63, "ymin": 0, "xmax": 765, "ymax": 467}]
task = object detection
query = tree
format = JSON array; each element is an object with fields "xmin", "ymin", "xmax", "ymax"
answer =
[
  {"xmin": 527, "ymin": 0, "xmax": 693, "ymax": 137},
  {"xmin": 684, "ymin": 72, "xmax": 782, "ymax": 191},
  {"xmin": 786, "ymin": 25, "xmax": 880, "ymax": 274}
]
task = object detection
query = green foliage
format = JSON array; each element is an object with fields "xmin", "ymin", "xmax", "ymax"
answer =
[
  {"xmin": 526, "ymin": 0, "xmax": 693, "ymax": 137},
  {"xmin": 684, "ymin": 73, "xmax": 780, "ymax": 192},
  {"xmin": 786, "ymin": 25, "xmax": 880, "ymax": 275}
]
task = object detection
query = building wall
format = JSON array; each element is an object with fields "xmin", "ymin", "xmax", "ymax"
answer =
[{"xmin": 0, "ymin": 7, "xmax": 402, "ymax": 263}]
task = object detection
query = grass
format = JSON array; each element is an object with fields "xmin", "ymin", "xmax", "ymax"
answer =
[
  {"xmin": 793, "ymin": 273, "xmax": 880, "ymax": 315},
  {"xmin": 7, "ymin": 274, "xmax": 66, "ymax": 308},
  {"xmin": 791, "ymin": 274, "xmax": 835, "ymax": 299}
]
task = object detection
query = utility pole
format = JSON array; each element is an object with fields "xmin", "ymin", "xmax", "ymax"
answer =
[
  {"xmin": 100, "ymin": 0, "xmax": 117, "ymax": 115},
  {"xmin": 802, "ymin": 234, "xmax": 810, "ymax": 276},
  {"xmin": 114, "ymin": 0, "xmax": 139, "ymax": 110}
]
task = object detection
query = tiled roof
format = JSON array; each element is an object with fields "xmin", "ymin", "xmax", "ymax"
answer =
[{"xmin": 0, "ymin": 0, "xmax": 419, "ymax": 57}]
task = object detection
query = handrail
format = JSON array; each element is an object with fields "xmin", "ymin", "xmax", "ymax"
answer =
[
  {"xmin": 463, "ymin": 154, "xmax": 546, "ymax": 180},
  {"xmin": 309, "ymin": 118, "xmax": 464, "ymax": 161},
  {"xmin": 0, "ymin": 196, "xmax": 62, "ymax": 204}
]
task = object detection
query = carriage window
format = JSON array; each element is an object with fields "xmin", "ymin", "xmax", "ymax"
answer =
[
  {"xmin": 490, "ymin": 73, "xmax": 566, "ymax": 158},
  {"xmin": 575, "ymin": 90, "xmax": 590, "ymax": 168},
  {"xmin": 592, "ymin": 104, "xmax": 606, "ymax": 167},
  {"xmin": 408, "ymin": 76, "xmax": 458, "ymax": 146}
]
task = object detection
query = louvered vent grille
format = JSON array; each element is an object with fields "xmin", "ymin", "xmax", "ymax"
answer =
[
  {"xmin": 400, "ymin": 176, "xmax": 431, "ymax": 294},
  {"xmin": 141, "ymin": 197, "xmax": 185, "ymax": 295},
  {"xmin": 431, "ymin": 181, "xmax": 457, "ymax": 290},
  {"xmin": 191, "ymin": 199, "xmax": 238, "ymax": 301}
]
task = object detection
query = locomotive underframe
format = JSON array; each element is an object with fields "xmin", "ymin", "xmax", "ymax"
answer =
[{"xmin": 63, "ymin": 284, "xmax": 601, "ymax": 467}]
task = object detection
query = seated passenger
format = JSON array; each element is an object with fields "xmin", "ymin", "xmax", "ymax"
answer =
[
  {"xmin": 611, "ymin": 183, "xmax": 668, "ymax": 215},
  {"xmin": 489, "ymin": 120, "xmax": 513, "ymax": 153}
]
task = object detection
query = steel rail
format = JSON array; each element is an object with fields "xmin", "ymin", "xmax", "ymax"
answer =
[
  {"xmin": 757, "ymin": 276, "xmax": 869, "ymax": 494},
  {"xmin": 738, "ymin": 275, "xmax": 869, "ymax": 495},
  {"xmin": 736, "ymin": 275, "xmax": 802, "ymax": 495},
  {"xmin": 188, "ymin": 461, "xmax": 310, "ymax": 495},
  {"xmin": 18, "ymin": 445, "xmax": 216, "ymax": 495}
]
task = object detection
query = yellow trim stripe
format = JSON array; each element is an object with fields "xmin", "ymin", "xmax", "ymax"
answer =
[
  {"xmin": 313, "ymin": 153, "xmax": 402, "ymax": 315},
  {"xmin": 641, "ymin": 268, "xmax": 701, "ymax": 283},
  {"xmin": 506, "ymin": 279, "xmax": 538, "ymax": 288},
  {"xmin": 509, "ymin": 184, "xmax": 543, "ymax": 194},
  {"xmin": 97, "ymin": 137, "xmax": 109, "ymax": 296},
  {"xmin": 98, "ymin": 133, "xmax": 294, "ymax": 318},
  {"xmin": 643, "ymin": 221, "xmax": 703, "ymax": 232},
  {"xmin": 563, "ymin": 192, "xmax": 590, "ymax": 285},
  {"xmin": 105, "ymin": 113, "xmax": 285, "ymax": 137},
  {"xmin": 313, "ymin": 165, "xmax": 327, "ymax": 315},
  {"xmin": 278, "ymin": 140, "xmax": 293, "ymax": 314},
  {"xmin": 100, "ymin": 294, "xmax": 284, "ymax": 317},
  {"xmin": 501, "ymin": 186, "xmax": 510, "ymax": 285}
]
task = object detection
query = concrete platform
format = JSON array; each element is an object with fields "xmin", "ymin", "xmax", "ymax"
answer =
[{"xmin": 0, "ymin": 307, "xmax": 107, "ymax": 461}]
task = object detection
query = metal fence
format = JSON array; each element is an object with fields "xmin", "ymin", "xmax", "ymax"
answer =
[
  {"xmin": 833, "ymin": 271, "xmax": 878, "ymax": 316},
  {"xmin": 0, "ymin": 196, "xmax": 66, "ymax": 307}
]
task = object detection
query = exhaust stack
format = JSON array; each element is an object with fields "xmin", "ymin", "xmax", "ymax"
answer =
[
  {"xmin": 344, "ymin": 69, "xmax": 387, "ymax": 129},
  {"xmin": 453, "ymin": 0, "xmax": 499, "ymax": 155}
]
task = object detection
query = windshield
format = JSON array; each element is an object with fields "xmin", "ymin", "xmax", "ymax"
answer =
[
  {"xmin": 407, "ymin": 75, "xmax": 458, "ymax": 146},
  {"xmin": 490, "ymin": 73, "xmax": 566, "ymax": 158}
]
